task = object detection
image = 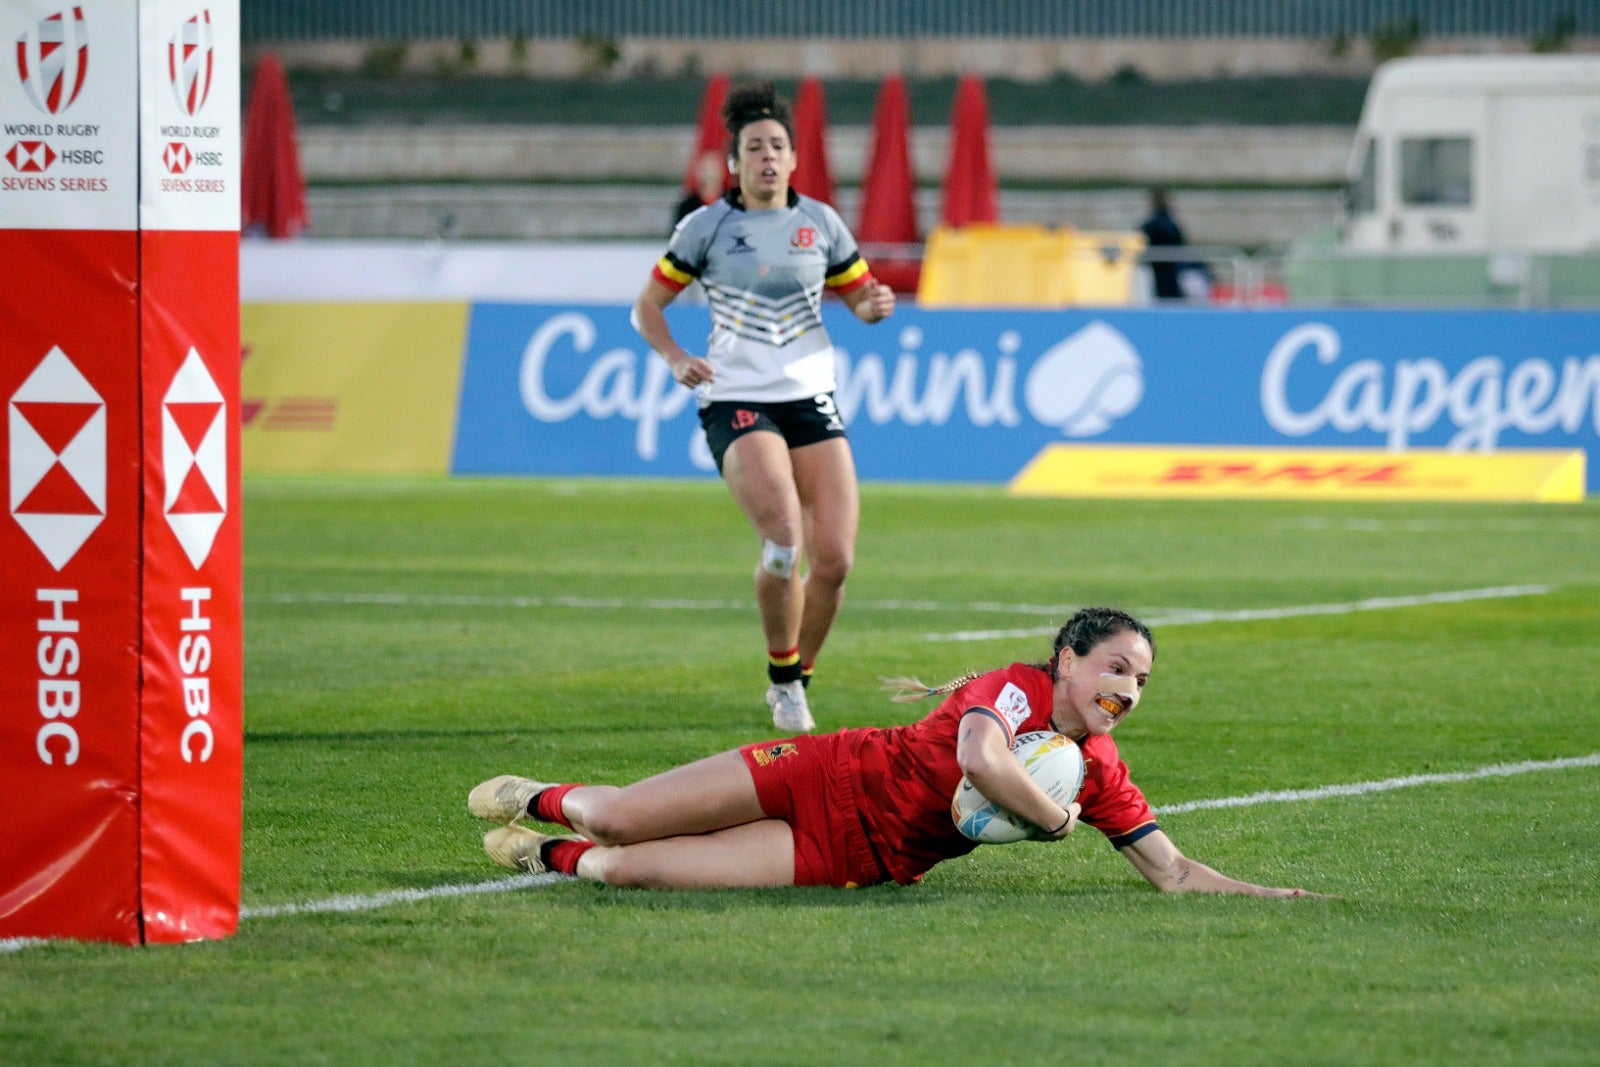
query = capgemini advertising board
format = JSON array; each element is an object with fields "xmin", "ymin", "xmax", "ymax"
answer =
[{"xmin": 453, "ymin": 304, "xmax": 1600, "ymax": 494}]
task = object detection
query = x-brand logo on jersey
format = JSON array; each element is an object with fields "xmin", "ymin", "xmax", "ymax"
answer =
[
  {"xmin": 6, "ymin": 140, "xmax": 56, "ymax": 172},
  {"xmin": 163, "ymin": 141, "xmax": 193, "ymax": 174},
  {"xmin": 167, "ymin": 10, "xmax": 214, "ymax": 116},
  {"xmin": 163, "ymin": 348, "xmax": 227, "ymax": 569},
  {"xmin": 14, "ymin": 6, "xmax": 88, "ymax": 115},
  {"xmin": 9, "ymin": 346, "xmax": 105, "ymax": 571},
  {"xmin": 726, "ymin": 234, "xmax": 754, "ymax": 254}
]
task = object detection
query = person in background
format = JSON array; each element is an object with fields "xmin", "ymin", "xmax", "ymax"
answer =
[
  {"xmin": 1139, "ymin": 188, "xmax": 1193, "ymax": 302},
  {"xmin": 466, "ymin": 607, "xmax": 1328, "ymax": 900},
  {"xmin": 633, "ymin": 82, "xmax": 896, "ymax": 733},
  {"xmin": 674, "ymin": 150, "xmax": 726, "ymax": 230}
]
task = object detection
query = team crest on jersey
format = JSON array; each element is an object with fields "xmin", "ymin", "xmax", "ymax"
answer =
[
  {"xmin": 994, "ymin": 682, "xmax": 1031, "ymax": 731},
  {"xmin": 750, "ymin": 742, "xmax": 798, "ymax": 766}
]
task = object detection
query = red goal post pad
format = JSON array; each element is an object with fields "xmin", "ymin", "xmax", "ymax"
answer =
[{"xmin": 0, "ymin": 0, "xmax": 241, "ymax": 945}]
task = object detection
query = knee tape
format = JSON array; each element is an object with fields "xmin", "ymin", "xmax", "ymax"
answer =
[{"xmin": 760, "ymin": 539, "xmax": 798, "ymax": 579}]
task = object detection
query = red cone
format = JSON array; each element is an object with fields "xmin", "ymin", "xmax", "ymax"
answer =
[
  {"xmin": 941, "ymin": 74, "xmax": 998, "ymax": 227},
  {"xmin": 240, "ymin": 52, "xmax": 309, "ymax": 239},
  {"xmin": 684, "ymin": 73, "xmax": 733, "ymax": 193},
  {"xmin": 790, "ymin": 77, "xmax": 836, "ymax": 206},
  {"xmin": 857, "ymin": 73, "xmax": 921, "ymax": 293},
  {"xmin": 857, "ymin": 73, "xmax": 918, "ymax": 245}
]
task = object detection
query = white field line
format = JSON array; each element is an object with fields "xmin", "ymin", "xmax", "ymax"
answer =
[
  {"xmin": 263, "ymin": 591, "xmax": 1080, "ymax": 617},
  {"xmin": 1279, "ymin": 517, "xmax": 1599, "ymax": 534},
  {"xmin": 923, "ymin": 584, "xmax": 1553, "ymax": 643},
  {"xmin": 1158, "ymin": 752, "xmax": 1600, "ymax": 814},
  {"xmin": 239, "ymin": 871, "xmax": 565, "ymax": 919},
  {"xmin": 4, "ymin": 749, "xmax": 1596, "ymax": 953},
  {"xmin": 264, "ymin": 585, "xmax": 1554, "ymax": 635}
]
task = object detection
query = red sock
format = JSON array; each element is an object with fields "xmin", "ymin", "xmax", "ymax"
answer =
[
  {"xmin": 541, "ymin": 838, "xmax": 595, "ymax": 876},
  {"xmin": 533, "ymin": 783, "xmax": 582, "ymax": 827}
]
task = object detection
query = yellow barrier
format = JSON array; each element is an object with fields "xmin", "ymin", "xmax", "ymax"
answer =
[
  {"xmin": 241, "ymin": 302, "xmax": 469, "ymax": 474},
  {"xmin": 1008, "ymin": 445, "xmax": 1586, "ymax": 503},
  {"xmin": 917, "ymin": 225, "xmax": 1145, "ymax": 308}
]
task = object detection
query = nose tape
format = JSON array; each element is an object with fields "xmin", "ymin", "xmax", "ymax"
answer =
[{"xmin": 1096, "ymin": 673, "xmax": 1139, "ymax": 713}]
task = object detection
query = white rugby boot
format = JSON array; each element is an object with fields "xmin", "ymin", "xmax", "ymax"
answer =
[
  {"xmin": 766, "ymin": 680, "xmax": 816, "ymax": 733},
  {"xmin": 467, "ymin": 775, "xmax": 550, "ymax": 825},
  {"xmin": 483, "ymin": 825, "xmax": 572, "ymax": 873}
]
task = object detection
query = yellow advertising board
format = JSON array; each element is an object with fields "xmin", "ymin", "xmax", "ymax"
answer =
[
  {"xmin": 241, "ymin": 303, "xmax": 469, "ymax": 474},
  {"xmin": 1009, "ymin": 445, "xmax": 1586, "ymax": 503}
]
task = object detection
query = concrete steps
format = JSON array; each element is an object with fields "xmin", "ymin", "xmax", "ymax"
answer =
[{"xmin": 297, "ymin": 123, "xmax": 1350, "ymax": 244}]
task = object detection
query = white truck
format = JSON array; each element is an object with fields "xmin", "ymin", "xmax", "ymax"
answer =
[{"xmin": 1340, "ymin": 54, "xmax": 1600, "ymax": 254}]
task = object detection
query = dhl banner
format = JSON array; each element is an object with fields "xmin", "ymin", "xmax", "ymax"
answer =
[
  {"xmin": 241, "ymin": 302, "xmax": 467, "ymax": 474},
  {"xmin": 1, "ymin": 0, "xmax": 240, "ymax": 945},
  {"xmin": 1009, "ymin": 445, "xmax": 1586, "ymax": 502}
]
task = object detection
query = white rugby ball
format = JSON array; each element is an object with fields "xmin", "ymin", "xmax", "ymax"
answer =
[{"xmin": 951, "ymin": 731, "xmax": 1086, "ymax": 844}]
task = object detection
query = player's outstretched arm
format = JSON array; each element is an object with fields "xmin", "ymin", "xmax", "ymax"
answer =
[{"xmin": 1119, "ymin": 829, "xmax": 1328, "ymax": 898}]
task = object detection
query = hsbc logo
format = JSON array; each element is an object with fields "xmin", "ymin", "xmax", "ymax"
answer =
[
  {"xmin": 163, "ymin": 141, "xmax": 193, "ymax": 174},
  {"xmin": 8, "ymin": 346, "xmax": 106, "ymax": 571},
  {"xmin": 162, "ymin": 348, "xmax": 227, "ymax": 569},
  {"xmin": 14, "ymin": 6, "xmax": 88, "ymax": 116},
  {"xmin": 5, "ymin": 140, "xmax": 57, "ymax": 172},
  {"xmin": 167, "ymin": 10, "xmax": 215, "ymax": 116}
]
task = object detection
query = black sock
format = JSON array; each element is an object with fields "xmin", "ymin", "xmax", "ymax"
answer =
[{"xmin": 768, "ymin": 662, "xmax": 803, "ymax": 684}]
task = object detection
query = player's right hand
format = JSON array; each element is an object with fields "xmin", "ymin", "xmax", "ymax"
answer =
[
  {"xmin": 670, "ymin": 354, "xmax": 716, "ymax": 388},
  {"xmin": 1037, "ymin": 802, "xmax": 1082, "ymax": 841}
]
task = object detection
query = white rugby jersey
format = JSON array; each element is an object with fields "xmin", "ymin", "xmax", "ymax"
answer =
[{"xmin": 651, "ymin": 189, "xmax": 872, "ymax": 403}]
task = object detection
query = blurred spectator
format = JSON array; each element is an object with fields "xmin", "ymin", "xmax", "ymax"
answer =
[
  {"xmin": 674, "ymin": 150, "xmax": 727, "ymax": 229},
  {"xmin": 1138, "ymin": 188, "xmax": 1189, "ymax": 301}
]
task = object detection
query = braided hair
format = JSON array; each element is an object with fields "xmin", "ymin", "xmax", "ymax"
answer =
[{"xmin": 883, "ymin": 606, "xmax": 1154, "ymax": 703}]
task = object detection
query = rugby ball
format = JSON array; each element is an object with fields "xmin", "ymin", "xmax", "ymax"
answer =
[{"xmin": 951, "ymin": 731, "xmax": 1086, "ymax": 844}]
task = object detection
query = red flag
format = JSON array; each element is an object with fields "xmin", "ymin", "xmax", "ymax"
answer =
[
  {"xmin": 941, "ymin": 74, "xmax": 999, "ymax": 227},
  {"xmin": 684, "ymin": 73, "xmax": 733, "ymax": 193},
  {"xmin": 240, "ymin": 53, "xmax": 309, "ymax": 239},
  {"xmin": 857, "ymin": 73, "xmax": 918, "ymax": 245},
  {"xmin": 790, "ymin": 77, "xmax": 835, "ymax": 206}
]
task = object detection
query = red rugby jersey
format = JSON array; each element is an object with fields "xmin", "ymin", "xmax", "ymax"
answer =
[{"xmin": 854, "ymin": 662, "xmax": 1158, "ymax": 885}]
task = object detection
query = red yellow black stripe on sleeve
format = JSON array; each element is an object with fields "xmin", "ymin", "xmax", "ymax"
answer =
[
  {"xmin": 825, "ymin": 253, "xmax": 872, "ymax": 293},
  {"xmin": 651, "ymin": 252, "xmax": 699, "ymax": 293}
]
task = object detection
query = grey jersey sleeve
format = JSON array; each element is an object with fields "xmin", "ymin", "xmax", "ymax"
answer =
[{"xmin": 659, "ymin": 202, "xmax": 724, "ymax": 282}]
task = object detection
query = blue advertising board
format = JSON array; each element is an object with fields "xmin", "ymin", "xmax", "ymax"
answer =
[{"xmin": 453, "ymin": 304, "xmax": 1600, "ymax": 492}]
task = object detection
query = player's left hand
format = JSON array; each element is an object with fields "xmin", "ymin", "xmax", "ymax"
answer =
[{"xmin": 858, "ymin": 281, "xmax": 896, "ymax": 323}]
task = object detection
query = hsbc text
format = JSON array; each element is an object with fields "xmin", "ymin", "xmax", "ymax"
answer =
[
  {"xmin": 36, "ymin": 589, "xmax": 82, "ymax": 767},
  {"xmin": 178, "ymin": 588, "xmax": 215, "ymax": 763}
]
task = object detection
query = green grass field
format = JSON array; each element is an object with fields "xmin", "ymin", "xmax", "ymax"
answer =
[{"xmin": 5, "ymin": 477, "xmax": 1600, "ymax": 1066}]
